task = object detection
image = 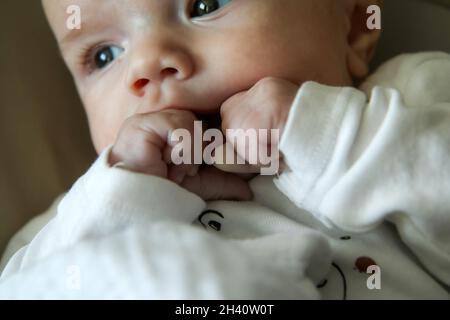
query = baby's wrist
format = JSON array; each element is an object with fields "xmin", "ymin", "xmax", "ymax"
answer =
[{"xmin": 277, "ymin": 89, "xmax": 297, "ymax": 137}]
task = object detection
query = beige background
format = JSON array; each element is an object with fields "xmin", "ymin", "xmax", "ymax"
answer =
[
  {"xmin": 0, "ymin": 0, "xmax": 96, "ymax": 254},
  {"xmin": 0, "ymin": 0, "xmax": 449, "ymax": 255}
]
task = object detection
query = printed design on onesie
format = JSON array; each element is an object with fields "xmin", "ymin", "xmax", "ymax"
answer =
[{"xmin": 197, "ymin": 209, "xmax": 225, "ymax": 232}]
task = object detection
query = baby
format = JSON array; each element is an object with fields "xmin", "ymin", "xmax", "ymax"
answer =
[{"xmin": 1, "ymin": 0, "xmax": 449, "ymax": 299}]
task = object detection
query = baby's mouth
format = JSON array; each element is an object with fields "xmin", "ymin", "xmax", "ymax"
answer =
[{"xmin": 195, "ymin": 112, "xmax": 222, "ymax": 130}]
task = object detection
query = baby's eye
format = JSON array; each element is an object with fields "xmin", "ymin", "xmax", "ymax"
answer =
[
  {"xmin": 191, "ymin": 0, "xmax": 232, "ymax": 18},
  {"xmin": 92, "ymin": 45, "xmax": 124, "ymax": 70}
]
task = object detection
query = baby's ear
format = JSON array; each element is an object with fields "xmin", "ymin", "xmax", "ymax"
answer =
[{"xmin": 346, "ymin": 0, "xmax": 383, "ymax": 79}]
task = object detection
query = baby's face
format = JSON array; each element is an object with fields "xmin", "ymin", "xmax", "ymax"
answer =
[{"xmin": 44, "ymin": 0, "xmax": 354, "ymax": 154}]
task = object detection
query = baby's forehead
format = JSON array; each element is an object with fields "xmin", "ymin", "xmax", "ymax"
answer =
[
  {"xmin": 42, "ymin": 0, "xmax": 108, "ymax": 41},
  {"xmin": 43, "ymin": 0, "xmax": 81, "ymax": 19},
  {"xmin": 42, "ymin": 0, "xmax": 79, "ymax": 32}
]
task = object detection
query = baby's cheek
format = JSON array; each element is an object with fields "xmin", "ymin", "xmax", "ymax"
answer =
[
  {"xmin": 83, "ymin": 95, "xmax": 126, "ymax": 155},
  {"xmin": 91, "ymin": 120, "xmax": 118, "ymax": 155}
]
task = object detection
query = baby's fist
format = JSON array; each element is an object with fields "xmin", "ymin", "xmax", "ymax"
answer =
[
  {"xmin": 109, "ymin": 109, "xmax": 252, "ymax": 201},
  {"xmin": 109, "ymin": 109, "xmax": 197, "ymax": 180},
  {"xmin": 218, "ymin": 78, "xmax": 298, "ymax": 174},
  {"xmin": 221, "ymin": 77, "xmax": 298, "ymax": 135}
]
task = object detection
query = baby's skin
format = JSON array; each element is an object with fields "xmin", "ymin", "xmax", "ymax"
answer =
[{"xmin": 42, "ymin": 0, "xmax": 381, "ymax": 200}]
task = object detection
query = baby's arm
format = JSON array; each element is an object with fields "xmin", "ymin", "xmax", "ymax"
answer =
[
  {"xmin": 0, "ymin": 109, "xmax": 330, "ymax": 299},
  {"xmin": 275, "ymin": 53, "xmax": 450, "ymax": 285},
  {"xmin": 0, "ymin": 138, "xmax": 206, "ymax": 276},
  {"xmin": 1, "ymin": 109, "xmax": 249, "ymax": 268}
]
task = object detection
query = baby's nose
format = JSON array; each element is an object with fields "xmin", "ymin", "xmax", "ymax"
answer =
[{"xmin": 126, "ymin": 47, "xmax": 195, "ymax": 97}]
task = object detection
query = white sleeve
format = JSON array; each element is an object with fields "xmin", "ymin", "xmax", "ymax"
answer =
[
  {"xmin": 1, "ymin": 145, "xmax": 206, "ymax": 277},
  {"xmin": 275, "ymin": 53, "xmax": 450, "ymax": 285},
  {"xmin": 0, "ymin": 222, "xmax": 329, "ymax": 299},
  {"xmin": 1, "ymin": 146, "xmax": 330, "ymax": 299}
]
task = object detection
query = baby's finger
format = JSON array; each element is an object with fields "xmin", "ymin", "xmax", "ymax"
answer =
[
  {"xmin": 168, "ymin": 164, "xmax": 199, "ymax": 185},
  {"xmin": 220, "ymin": 91, "xmax": 247, "ymax": 116},
  {"xmin": 212, "ymin": 143, "xmax": 261, "ymax": 174},
  {"xmin": 181, "ymin": 166, "xmax": 253, "ymax": 201}
]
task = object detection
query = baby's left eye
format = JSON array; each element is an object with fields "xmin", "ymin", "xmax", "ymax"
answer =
[{"xmin": 190, "ymin": 0, "xmax": 232, "ymax": 18}]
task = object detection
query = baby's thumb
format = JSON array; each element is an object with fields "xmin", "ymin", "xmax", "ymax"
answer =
[
  {"xmin": 212, "ymin": 143, "xmax": 261, "ymax": 174},
  {"xmin": 181, "ymin": 166, "xmax": 253, "ymax": 201}
]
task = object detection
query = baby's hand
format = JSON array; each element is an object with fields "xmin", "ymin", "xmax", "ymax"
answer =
[
  {"xmin": 110, "ymin": 110, "xmax": 252, "ymax": 201},
  {"xmin": 217, "ymin": 78, "xmax": 298, "ymax": 174}
]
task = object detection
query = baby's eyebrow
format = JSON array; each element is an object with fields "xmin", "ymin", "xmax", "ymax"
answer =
[
  {"xmin": 57, "ymin": 2, "xmax": 101, "ymax": 50},
  {"xmin": 60, "ymin": 29, "xmax": 84, "ymax": 48},
  {"xmin": 59, "ymin": 20, "xmax": 103, "ymax": 52}
]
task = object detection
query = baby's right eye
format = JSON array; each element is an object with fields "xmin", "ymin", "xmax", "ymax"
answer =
[{"xmin": 91, "ymin": 45, "xmax": 124, "ymax": 70}]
